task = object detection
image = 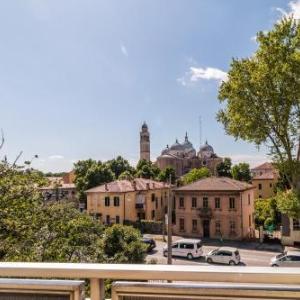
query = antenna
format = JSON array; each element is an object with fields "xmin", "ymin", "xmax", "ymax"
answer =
[{"xmin": 199, "ymin": 115, "xmax": 202, "ymax": 147}]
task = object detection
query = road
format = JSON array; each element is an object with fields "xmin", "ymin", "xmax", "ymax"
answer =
[{"xmin": 146, "ymin": 239, "xmax": 280, "ymax": 266}]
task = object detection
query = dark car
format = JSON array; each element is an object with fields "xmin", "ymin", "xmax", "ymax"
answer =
[{"xmin": 142, "ymin": 237, "xmax": 156, "ymax": 252}]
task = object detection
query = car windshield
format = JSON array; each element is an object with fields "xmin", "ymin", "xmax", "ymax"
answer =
[
  {"xmin": 276, "ymin": 252, "xmax": 286, "ymax": 259},
  {"xmin": 234, "ymin": 250, "xmax": 239, "ymax": 256}
]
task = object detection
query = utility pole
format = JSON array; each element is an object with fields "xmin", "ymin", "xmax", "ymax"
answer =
[{"xmin": 167, "ymin": 174, "xmax": 172, "ymax": 265}]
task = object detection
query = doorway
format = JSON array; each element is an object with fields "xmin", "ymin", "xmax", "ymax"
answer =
[{"xmin": 203, "ymin": 220, "xmax": 210, "ymax": 238}]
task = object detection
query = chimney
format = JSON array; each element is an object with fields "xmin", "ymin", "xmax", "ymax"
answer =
[
  {"xmin": 132, "ymin": 180, "xmax": 137, "ymax": 190},
  {"xmin": 105, "ymin": 183, "xmax": 108, "ymax": 191},
  {"xmin": 146, "ymin": 182, "xmax": 150, "ymax": 190}
]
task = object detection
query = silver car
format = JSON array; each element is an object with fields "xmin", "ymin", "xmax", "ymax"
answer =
[
  {"xmin": 206, "ymin": 247, "xmax": 240, "ymax": 265},
  {"xmin": 270, "ymin": 251, "xmax": 300, "ymax": 267}
]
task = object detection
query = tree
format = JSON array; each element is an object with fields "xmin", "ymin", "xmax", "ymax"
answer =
[
  {"xmin": 136, "ymin": 159, "xmax": 160, "ymax": 179},
  {"xmin": 182, "ymin": 167, "xmax": 211, "ymax": 185},
  {"xmin": 216, "ymin": 158, "xmax": 232, "ymax": 177},
  {"xmin": 231, "ymin": 163, "xmax": 251, "ymax": 182},
  {"xmin": 106, "ymin": 156, "xmax": 135, "ymax": 179},
  {"xmin": 254, "ymin": 198, "xmax": 280, "ymax": 229},
  {"xmin": 74, "ymin": 159, "xmax": 115, "ymax": 202},
  {"xmin": 158, "ymin": 166, "xmax": 176, "ymax": 184},
  {"xmin": 101, "ymin": 224, "xmax": 147, "ymax": 263},
  {"xmin": 217, "ymin": 18, "xmax": 300, "ymax": 214},
  {"xmin": 119, "ymin": 170, "xmax": 135, "ymax": 180}
]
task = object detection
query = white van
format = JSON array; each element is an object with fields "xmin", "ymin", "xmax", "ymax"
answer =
[
  {"xmin": 163, "ymin": 239, "xmax": 203, "ymax": 260},
  {"xmin": 270, "ymin": 251, "xmax": 300, "ymax": 267}
]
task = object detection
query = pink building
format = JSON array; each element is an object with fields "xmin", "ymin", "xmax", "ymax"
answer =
[{"xmin": 173, "ymin": 177, "xmax": 255, "ymax": 240}]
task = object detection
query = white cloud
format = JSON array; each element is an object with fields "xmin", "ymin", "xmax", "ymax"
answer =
[
  {"xmin": 178, "ymin": 66, "xmax": 227, "ymax": 86},
  {"xmin": 48, "ymin": 155, "xmax": 64, "ymax": 160},
  {"xmin": 120, "ymin": 43, "xmax": 128, "ymax": 57},
  {"xmin": 276, "ymin": 0, "xmax": 300, "ymax": 20}
]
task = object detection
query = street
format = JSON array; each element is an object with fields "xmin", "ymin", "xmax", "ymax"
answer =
[{"xmin": 146, "ymin": 237, "xmax": 282, "ymax": 266}]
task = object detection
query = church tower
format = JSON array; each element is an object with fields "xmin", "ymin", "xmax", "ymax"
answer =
[{"xmin": 140, "ymin": 122, "xmax": 150, "ymax": 161}]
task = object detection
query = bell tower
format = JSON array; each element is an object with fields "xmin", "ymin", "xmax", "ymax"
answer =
[{"xmin": 140, "ymin": 122, "xmax": 150, "ymax": 161}]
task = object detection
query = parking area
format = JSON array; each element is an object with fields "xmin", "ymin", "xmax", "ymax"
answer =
[{"xmin": 145, "ymin": 236, "xmax": 283, "ymax": 266}]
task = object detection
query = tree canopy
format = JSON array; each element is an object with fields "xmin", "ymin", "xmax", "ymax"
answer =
[
  {"xmin": 218, "ymin": 17, "xmax": 300, "ymax": 216},
  {"xmin": 231, "ymin": 163, "xmax": 251, "ymax": 182},
  {"xmin": 106, "ymin": 156, "xmax": 135, "ymax": 179},
  {"xmin": 158, "ymin": 166, "xmax": 176, "ymax": 184},
  {"xmin": 216, "ymin": 158, "xmax": 232, "ymax": 178},
  {"xmin": 182, "ymin": 167, "xmax": 211, "ymax": 185}
]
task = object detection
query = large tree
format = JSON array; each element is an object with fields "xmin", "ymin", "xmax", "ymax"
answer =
[
  {"xmin": 216, "ymin": 158, "xmax": 232, "ymax": 178},
  {"xmin": 106, "ymin": 156, "xmax": 135, "ymax": 179},
  {"xmin": 218, "ymin": 18, "xmax": 300, "ymax": 215},
  {"xmin": 182, "ymin": 167, "xmax": 211, "ymax": 185},
  {"xmin": 136, "ymin": 159, "xmax": 160, "ymax": 179}
]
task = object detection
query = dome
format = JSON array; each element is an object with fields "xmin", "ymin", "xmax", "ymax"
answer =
[
  {"xmin": 199, "ymin": 141, "xmax": 214, "ymax": 153},
  {"xmin": 170, "ymin": 139, "xmax": 184, "ymax": 151},
  {"xmin": 183, "ymin": 132, "xmax": 194, "ymax": 149}
]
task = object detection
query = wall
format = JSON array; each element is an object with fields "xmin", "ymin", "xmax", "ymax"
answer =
[{"xmin": 252, "ymin": 179, "xmax": 276, "ymax": 199}]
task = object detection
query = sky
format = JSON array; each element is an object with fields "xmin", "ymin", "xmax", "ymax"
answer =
[{"xmin": 0, "ymin": 0, "xmax": 299, "ymax": 172}]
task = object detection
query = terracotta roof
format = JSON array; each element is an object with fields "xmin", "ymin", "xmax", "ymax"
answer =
[
  {"xmin": 252, "ymin": 172, "xmax": 276, "ymax": 180},
  {"xmin": 85, "ymin": 178, "xmax": 170, "ymax": 193},
  {"xmin": 175, "ymin": 177, "xmax": 253, "ymax": 192},
  {"xmin": 251, "ymin": 162, "xmax": 274, "ymax": 171}
]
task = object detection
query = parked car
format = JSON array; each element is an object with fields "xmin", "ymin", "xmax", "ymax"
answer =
[
  {"xmin": 163, "ymin": 239, "xmax": 203, "ymax": 260},
  {"xmin": 142, "ymin": 237, "xmax": 156, "ymax": 252},
  {"xmin": 206, "ymin": 247, "xmax": 240, "ymax": 265},
  {"xmin": 270, "ymin": 251, "xmax": 300, "ymax": 267}
]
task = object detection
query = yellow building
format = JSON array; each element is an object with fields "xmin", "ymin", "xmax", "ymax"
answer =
[
  {"xmin": 85, "ymin": 178, "xmax": 169, "ymax": 225},
  {"xmin": 251, "ymin": 162, "xmax": 278, "ymax": 199}
]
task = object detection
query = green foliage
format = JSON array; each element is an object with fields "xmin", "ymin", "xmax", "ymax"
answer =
[
  {"xmin": 158, "ymin": 166, "xmax": 176, "ymax": 184},
  {"xmin": 182, "ymin": 167, "xmax": 211, "ymax": 184},
  {"xmin": 106, "ymin": 156, "xmax": 135, "ymax": 179},
  {"xmin": 119, "ymin": 170, "xmax": 135, "ymax": 180},
  {"xmin": 216, "ymin": 158, "xmax": 232, "ymax": 178},
  {"xmin": 74, "ymin": 159, "xmax": 115, "ymax": 201},
  {"xmin": 218, "ymin": 17, "xmax": 300, "ymax": 192},
  {"xmin": 231, "ymin": 163, "xmax": 251, "ymax": 182},
  {"xmin": 276, "ymin": 189, "xmax": 300, "ymax": 218},
  {"xmin": 101, "ymin": 224, "xmax": 147, "ymax": 263},
  {"xmin": 254, "ymin": 198, "xmax": 280, "ymax": 228},
  {"xmin": 136, "ymin": 159, "xmax": 160, "ymax": 179}
]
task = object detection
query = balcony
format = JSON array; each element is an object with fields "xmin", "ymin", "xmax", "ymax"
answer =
[
  {"xmin": 0, "ymin": 263, "xmax": 299, "ymax": 300},
  {"xmin": 198, "ymin": 207, "xmax": 213, "ymax": 218}
]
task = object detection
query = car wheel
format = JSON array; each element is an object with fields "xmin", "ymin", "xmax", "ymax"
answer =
[
  {"xmin": 187, "ymin": 253, "xmax": 193, "ymax": 260},
  {"xmin": 229, "ymin": 260, "xmax": 236, "ymax": 266},
  {"xmin": 207, "ymin": 258, "xmax": 213, "ymax": 264},
  {"xmin": 271, "ymin": 264, "xmax": 278, "ymax": 267},
  {"xmin": 163, "ymin": 251, "xmax": 168, "ymax": 257}
]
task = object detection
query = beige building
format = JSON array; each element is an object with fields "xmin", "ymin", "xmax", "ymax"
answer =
[
  {"xmin": 85, "ymin": 178, "xmax": 169, "ymax": 225},
  {"xmin": 173, "ymin": 177, "xmax": 255, "ymax": 240},
  {"xmin": 251, "ymin": 162, "xmax": 278, "ymax": 199}
]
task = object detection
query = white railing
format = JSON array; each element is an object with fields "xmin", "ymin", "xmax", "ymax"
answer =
[{"xmin": 0, "ymin": 263, "xmax": 300, "ymax": 300}]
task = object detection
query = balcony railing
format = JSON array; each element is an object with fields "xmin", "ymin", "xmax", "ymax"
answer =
[
  {"xmin": 0, "ymin": 263, "xmax": 300, "ymax": 300},
  {"xmin": 135, "ymin": 203, "xmax": 145, "ymax": 209},
  {"xmin": 198, "ymin": 207, "xmax": 213, "ymax": 218}
]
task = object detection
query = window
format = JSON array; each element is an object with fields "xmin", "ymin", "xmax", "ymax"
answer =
[
  {"xmin": 151, "ymin": 193, "xmax": 155, "ymax": 202},
  {"xmin": 161, "ymin": 196, "xmax": 163, "ymax": 206},
  {"xmin": 179, "ymin": 218, "xmax": 185, "ymax": 231},
  {"xmin": 249, "ymin": 215, "xmax": 251, "ymax": 227},
  {"xmin": 151, "ymin": 210, "xmax": 155, "ymax": 219},
  {"xmin": 259, "ymin": 195, "xmax": 262, "ymax": 199},
  {"xmin": 116, "ymin": 215, "xmax": 120, "ymax": 224},
  {"xmin": 248, "ymin": 194, "xmax": 251, "ymax": 205},
  {"xmin": 105, "ymin": 196, "xmax": 110, "ymax": 207},
  {"xmin": 270, "ymin": 183, "xmax": 273, "ymax": 188},
  {"xmin": 179, "ymin": 197, "xmax": 184, "ymax": 208},
  {"xmin": 203, "ymin": 197, "xmax": 208, "ymax": 208},
  {"xmin": 179, "ymin": 243, "xmax": 194, "ymax": 249},
  {"xmin": 229, "ymin": 220, "xmax": 236, "ymax": 234},
  {"xmin": 192, "ymin": 219, "xmax": 197, "ymax": 232},
  {"xmin": 215, "ymin": 197, "xmax": 220, "ymax": 209},
  {"xmin": 258, "ymin": 183, "xmax": 262, "ymax": 190},
  {"xmin": 155, "ymin": 198, "xmax": 158, "ymax": 209},
  {"xmin": 229, "ymin": 197, "xmax": 235, "ymax": 209},
  {"xmin": 113, "ymin": 196, "xmax": 120, "ymax": 206},
  {"xmin": 293, "ymin": 219, "xmax": 300, "ymax": 230},
  {"xmin": 192, "ymin": 197, "xmax": 197, "ymax": 208},
  {"xmin": 106, "ymin": 215, "xmax": 110, "ymax": 224}
]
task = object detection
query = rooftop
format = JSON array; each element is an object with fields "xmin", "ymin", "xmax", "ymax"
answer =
[
  {"xmin": 251, "ymin": 162, "xmax": 274, "ymax": 171},
  {"xmin": 85, "ymin": 178, "xmax": 169, "ymax": 193},
  {"xmin": 175, "ymin": 177, "xmax": 253, "ymax": 192}
]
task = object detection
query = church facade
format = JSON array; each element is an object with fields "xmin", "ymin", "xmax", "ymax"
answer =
[{"xmin": 139, "ymin": 123, "xmax": 222, "ymax": 177}]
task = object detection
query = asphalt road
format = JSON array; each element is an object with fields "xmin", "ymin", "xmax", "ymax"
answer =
[{"xmin": 146, "ymin": 239, "xmax": 280, "ymax": 266}]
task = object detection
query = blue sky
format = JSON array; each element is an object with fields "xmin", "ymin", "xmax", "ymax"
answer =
[{"xmin": 0, "ymin": 0, "xmax": 298, "ymax": 172}]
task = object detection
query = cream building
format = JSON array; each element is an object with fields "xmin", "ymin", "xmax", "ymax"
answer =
[
  {"xmin": 251, "ymin": 162, "xmax": 278, "ymax": 199},
  {"xmin": 85, "ymin": 178, "xmax": 169, "ymax": 225},
  {"xmin": 173, "ymin": 177, "xmax": 255, "ymax": 240}
]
